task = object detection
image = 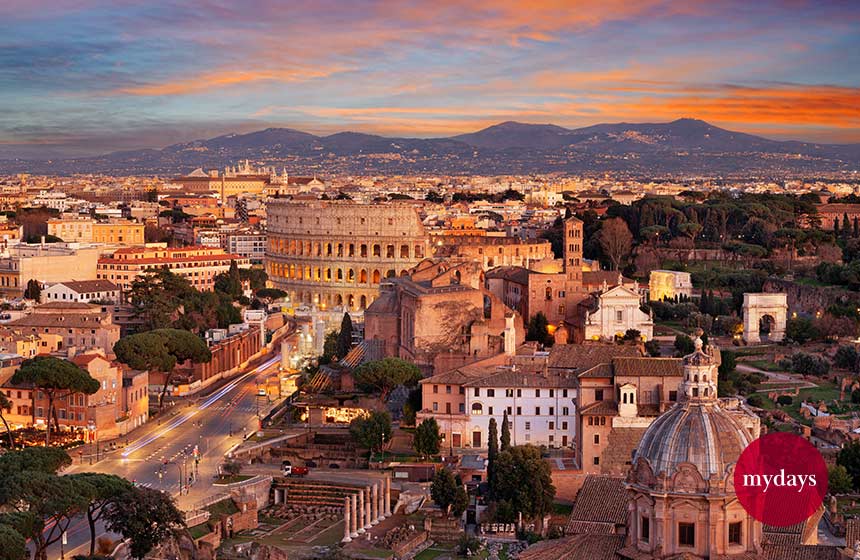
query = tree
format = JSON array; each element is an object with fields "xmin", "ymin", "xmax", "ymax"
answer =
[
  {"xmin": 0, "ymin": 524, "xmax": 26, "ymax": 560},
  {"xmin": 353, "ymin": 358, "xmax": 422, "ymax": 401},
  {"xmin": 487, "ymin": 418, "xmax": 499, "ymax": 493},
  {"xmin": 349, "ymin": 411, "xmax": 392, "ymax": 456},
  {"xmin": 598, "ymin": 217, "xmax": 633, "ymax": 270},
  {"xmin": 644, "ymin": 340, "xmax": 661, "ymax": 357},
  {"xmin": 838, "ymin": 441, "xmax": 860, "ymax": 491},
  {"xmin": 113, "ymin": 329, "xmax": 211, "ymax": 409},
  {"xmin": 0, "ymin": 393, "xmax": 14, "ymax": 448},
  {"xmin": 673, "ymin": 334, "xmax": 695, "ymax": 356},
  {"xmin": 104, "ymin": 486, "xmax": 184, "ymax": 560},
  {"xmin": 785, "ymin": 317, "xmax": 820, "ymax": 345},
  {"xmin": 526, "ymin": 313, "xmax": 554, "ymax": 346},
  {"xmin": 321, "ymin": 330, "xmax": 339, "ymax": 363},
  {"xmin": 256, "ymin": 288, "xmax": 287, "ymax": 301},
  {"xmin": 414, "ymin": 418, "xmax": 441, "ymax": 459},
  {"xmin": 829, "ymin": 464, "xmax": 853, "ymax": 495},
  {"xmin": 336, "ymin": 313, "xmax": 354, "ymax": 360},
  {"xmin": 425, "ymin": 191, "xmax": 444, "ymax": 203},
  {"xmin": 69, "ymin": 474, "xmax": 133, "ymax": 557},
  {"xmin": 214, "ymin": 260, "xmax": 243, "ymax": 299},
  {"xmin": 452, "ymin": 475, "xmax": 468, "ymax": 518},
  {"xmin": 0, "ymin": 472, "xmax": 91, "ymax": 560},
  {"xmin": 834, "ymin": 345, "xmax": 859, "ymax": 371},
  {"xmin": 500, "ymin": 411, "xmax": 511, "ymax": 451},
  {"xmin": 23, "ymin": 279, "xmax": 41, "ymax": 301},
  {"xmin": 221, "ymin": 461, "xmax": 242, "ymax": 476},
  {"xmin": 494, "ymin": 445, "xmax": 555, "ymax": 521},
  {"xmin": 430, "ymin": 469, "xmax": 461, "ymax": 517},
  {"xmin": 776, "ymin": 395, "xmax": 793, "ymax": 406},
  {"xmin": 10, "ymin": 357, "xmax": 99, "ymax": 445},
  {"xmin": 127, "ymin": 268, "xmax": 195, "ymax": 331}
]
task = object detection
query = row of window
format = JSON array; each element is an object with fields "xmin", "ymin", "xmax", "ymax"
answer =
[
  {"xmin": 639, "ymin": 518, "xmax": 742, "ymax": 548},
  {"xmin": 270, "ymin": 239, "xmax": 425, "ymax": 260},
  {"xmin": 268, "ymin": 264, "xmax": 399, "ymax": 284},
  {"xmin": 432, "ymin": 385, "xmax": 570, "ymax": 399}
]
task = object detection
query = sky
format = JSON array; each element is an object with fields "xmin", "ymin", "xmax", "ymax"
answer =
[{"xmin": 1, "ymin": 0, "xmax": 859, "ymax": 158}]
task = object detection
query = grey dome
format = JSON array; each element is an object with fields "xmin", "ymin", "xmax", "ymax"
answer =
[{"xmin": 634, "ymin": 401, "xmax": 752, "ymax": 483}]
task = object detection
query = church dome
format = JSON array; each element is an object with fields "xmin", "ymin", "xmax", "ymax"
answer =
[{"xmin": 633, "ymin": 400, "xmax": 753, "ymax": 485}]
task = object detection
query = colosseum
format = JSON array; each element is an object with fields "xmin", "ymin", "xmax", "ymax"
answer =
[{"xmin": 265, "ymin": 199, "xmax": 431, "ymax": 310}]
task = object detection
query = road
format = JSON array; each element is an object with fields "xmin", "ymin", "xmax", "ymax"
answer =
[{"xmin": 48, "ymin": 352, "xmax": 284, "ymax": 559}]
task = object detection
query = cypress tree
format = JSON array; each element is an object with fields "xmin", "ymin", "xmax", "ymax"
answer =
[
  {"xmin": 500, "ymin": 411, "xmax": 511, "ymax": 451},
  {"xmin": 487, "ymin": 418, "xmax": 499, "ymax": 493},
  {"xmin": 835, "ymin": 217, "xmax": 840, "ymax": 234},
  {"xmin": 854, "ymin": 217, "xmax": 859, "ymax": 238},
  {"xmin": 336, "ymin": 312, "xmax": 354, "ymax": 359},
  {"xmin": 843, "ymin": 214, "xmax": 851, "ymax": 239}
]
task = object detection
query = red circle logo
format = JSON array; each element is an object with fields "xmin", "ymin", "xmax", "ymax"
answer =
[{"xmin": 734, "ymin": 432, "xmax": 828, "ymax": 527}]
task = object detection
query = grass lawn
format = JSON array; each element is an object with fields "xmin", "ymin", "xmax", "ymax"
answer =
[
  {"xmin": 743, "ymin": 359, "xmax": 782, "ymax": 372},
  {"xmin": 765, "ymin": 380, "xmax": 841, "ymax": 425},
  {"xmin": 414, "ymin": 549, "xmax": 451, "ymax": 560},
  {"xmin": 213, "ymin": 474, "xmax": 254, "ymax": 484},
  {"xmin": 206, "ymin": 498, "xmax": 240, "ymax": 516},
  {"xmin": 188, "ymin": 523, "xmax": 211, "ymax": 540}
]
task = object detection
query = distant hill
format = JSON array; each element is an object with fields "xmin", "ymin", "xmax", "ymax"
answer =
[{"xmin": 3, "ymin": 118, "xmax": 859, "ymax": 176}]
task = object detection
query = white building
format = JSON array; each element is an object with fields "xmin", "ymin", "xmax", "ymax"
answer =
[
  {"xmin": 584, "ymin": 284, "xmax": 654, "ymax": 341},
  {"xmin": 42, "ymin": 280, "xmax": 121, "ymax": 304},
  {"xmin": 226, "ymin": 231, "xmax": 266, "ymax": 263},
  {"xmin": 649, "ymin": 270, "xmax": 693, "ymax": 302}
]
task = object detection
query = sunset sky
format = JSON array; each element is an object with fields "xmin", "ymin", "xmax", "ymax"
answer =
[{"xmin": 2, "ymin": 0, "xmax": 859, "ymax": 157}]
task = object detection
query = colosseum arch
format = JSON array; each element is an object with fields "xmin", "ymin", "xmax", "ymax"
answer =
[
  {"xmin": 373, "ymin": 244, "xmax": 381, "ymax": 257},
  {"xmin": 386, "ymin": 245, "xmax": 395, "ymax": 258},
  {"xmin": 400, "ymin": 244, "xmax": 409, "ymax": 258},
  {"xmin": 372, "ymin": 270, "xmax": 381, "ymax": 283},
  {"xmin": 347, "ymin": 269, "xmax": 355, "ymax": 282},
  {"xmin": 360, "ymin": 244, "xmax": 368, "ymax": 257},
  {"xmin": 326, "ymin": 243, "xmax": 333, "ymax": 256},
  {"xmin": 336, "ymin": 269, "xmax": 344, "ymax": 281},
  {"xmin": 386, "ymin": 269, "xmax": 396, "ymax": 278},
  {"xmin": 325, "ymin": 268, "xmax": 332, "ymax": 281},
  {"xmin": 359, "ymin": 269, "xmax": 368, "ymax": 283},
  {"xmin": 360, "ymin": 295, "xmax": 367, "ymax": 309},
  {"xmin": 742, "ymin": 293, "xmax": 787, "ymax": 343}
]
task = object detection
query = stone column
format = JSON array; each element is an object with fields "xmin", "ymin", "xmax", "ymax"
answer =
[
  {"xmin": 384, "ymin": 475, "xmax": 392, "ymax": 517},
  {"xmin": 364, "ymin": 486, "xmax": 372, "ymax": 529},
  {"xmin": 350, "ymin": 493, "xmax": 359, "ymax": 537},
  {"xmin": 357, "ymin": 489, "xmax": 366, "ymax": 534},
  {"xmin": 378, "ymin": 480, "xmax": 385, "ymax": 520},
  {"xmin": 371, "ymin": 483, "xmax": 379, "ymax": 525},
  {"xmin": 342, "ymin": 497, "xmax": 352, "ymax": 543}
]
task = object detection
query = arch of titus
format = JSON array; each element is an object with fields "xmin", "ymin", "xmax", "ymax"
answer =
[{"xmin": 742, "ymin": 293, "xmax": 787, "ymax": 343}]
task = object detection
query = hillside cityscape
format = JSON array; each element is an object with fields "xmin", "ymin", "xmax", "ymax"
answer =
[{"xmin": 3, "ymin": 1, "xmax": 860, "ymax": 560}]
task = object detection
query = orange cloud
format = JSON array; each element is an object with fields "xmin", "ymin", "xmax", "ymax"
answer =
[{"xmin": 116, "ymin": 67, "xmax": 342, "ymax": 96}]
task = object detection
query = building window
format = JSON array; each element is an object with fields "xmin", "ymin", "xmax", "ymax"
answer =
[
  {"xmin": 593, "ymin": 456, "xmax": 600, "ymax": 465},
  {"xmin": 489, "ymin": 406, "xmax": 494, "ymax": 415},
  {"xmin": 595, "ymin": 389, "xmax": 604, "ymax": 401},
  {"xmin": 433, "ymin": 385, "xmax": 438, "ymax": 394},
  {"xmin": 535, "ymin": 407, "xmax": 541, "ymax": 416},
  {"xmin": 516, "ymin": 406, "xmax": 521, "ymax": 415},
  {"xmin": 505, "ymin": 389, "xmax": 514, "ymax": 398},
  {"xmin": 459, "ymin": 403, "xmax": 465, "ymax": 413},
  {"xmin": 549, "ymin": 421, "xmax": 554, "ymax": 429},
  {"xmin": 517, "ymin": 389, "xmax": 522, "ymax": 397},
  {"xmin": 669, "ymin": 390, "xmax": 677, "ymax": 402},
  {"xmin": 562, "ymin": 421, "xmax": 568, "ymax": 430},
  {"xmin": 642, "ymin": 517, "xmax": 650, "ymax": 543},
  {"xmin": 563, "ymin": 407, "xmax": 569, "ymax": 415},
  {"xmin": 445, "ymin": 385, "xmax": 451, "ymax": 394},
  {"xmin": 549, "ymin": 406, "xmax": 554, "ymax": 415},
  {"xmin": 525, "ymin": 422, "xmax": 531, "ymax": 430},
  {"xmin": 548, "ymin": 435, "xmax": 554, "ymax": 443},
  {"xmin": 588, "ymin": 417, "xmax": 593, "ymax": 426},
  {"xmin": 615, "ymin": 310, "xmax": 623, "ymax": 322},
  {"xmin": 594, "ymin": 434, "xmax": 600, "ymax": 444},
  {"xmin": 679, "ymin": 523, "xmax": 695, "ymax": 547},
  {"xmin": 487, "ymin": 389, "xmax": 495, "ymax": 397},
  {"xmin": 432, "ymin": 402, "xmax": 438, "ymax": 411},
  {"xmin": 549, "ymin": 389, "xmax": 554, "ymax": 397},
  {"xmin": 471, "ymin": 403, "xmax": 483, "ymax": 415},
  {"xmin": 729, "ymin": 522, "xmax": 742, "ymax": 545},
  {"xmin": 474, "ymin": 388, "xmax": 480, "ymax": 397},
  {"xmin": 459, "ymin": 387, "xmax": 465, "ymax": 395},
  {"xmin": 535, "ymin": 389, "xmax": 541, "ymax": 398},
  {"xmin": 507, "ymin": 406, "xmax": 512, "ymax": 415}
]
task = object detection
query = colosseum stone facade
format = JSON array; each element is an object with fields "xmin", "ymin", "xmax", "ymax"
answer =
[{"xmin": 265, "ymin": 199, "xmax": 431, "ymax": 310}]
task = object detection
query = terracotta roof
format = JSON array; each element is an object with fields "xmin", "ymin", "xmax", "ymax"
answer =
[
  {"xmin": 612, "ymin": 357, "xmax": 683, "ymax": 377},
  {"xmin": 34, "ymin": 302, "xmax": 97, "ymax": 310},
  {"xmin": 548, "ymin": 344, "xmax": 640, "ymax": 371},
  {"xmin": 582, "ymin": 270, "xmax": 632, "ymax": 287},
  {"xmin": 600, "ymin": 428, "xmax": 648, "ymax": 476},
  {"xmin": 52, "ymin": 280, "xmax": 119, "ymax": 293},
  {"xmin": 761, "ymin": 544, "xmax": 843, "ymax": 560},
  {"xmin": 519, "ymin": 534, "xmax": 625, "ymax": 560},
  {"xmin": 566, "ymin": 476, "xmax": 628, "ymax": 533},
  {"xmin": 463, "ymin": 370, "xmax": 577, "ymax": 388},
  {"xmin": 579, "ymin": 400, "xmax": 618, "ymax": 416},
  {"xmin": 485, "ymin": 266, "xmax": 531, "ymax": 284}
]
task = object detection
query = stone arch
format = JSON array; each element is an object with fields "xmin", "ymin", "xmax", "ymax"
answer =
[
  {"xmin": 372, "ymin": 270, "xmax": 381, "ymax": 283},
  {"xmin": 336, "ymin": 269, "xmax": 344, "ymax": 281},
  {"xmin": 337, "ymin": 243, "xmax": 344, "ymax": 257},
  {"xmin": 742, "ymin": 293, "xmax": 787, "ymax": 343},
  {"xmin": 326, "ymin": 243, "xmax": 333, "ymax": 256},
  {"xmin": 335, "ymin": 294, "xmax": 343, "ymax": 306},
  {"xmin": 386, "ymin": 244, "xmax": 395, "ymax": 258},
  {"xmin": 386, "ymin": 269, "xmax": 396, "ymax": 278},
  {"xmin": 348, "ymin": 243, "xmax": 355, "ymax": 257},
  {"xmin": 347, "ymin": 294, "xmax": 355, "ymax": 309},
  {"xmin": 399, "ymin": 270, "xmax": 408, "ymax": 277},
  {"xmin": 359, "ymin": 269, "xmax": 368, "ymax": 283},
  {"xmin": 347, "ymin": 269, "xmax": 355, "ymax": 282},
  {"xmin": 360, "ymin": 295, "xmax": 367, "ymax": 309},
  {"xmin": 400, "ymin": 244, "xmax": 409, "ymax": 258},
  {"xmin": 373, "ymin": 244, "xmax": 381, "ymax": 257},
  {"xmin": 325, "ymin": 268, "xmax": 332, "ymax": 281},
  {"xmin": 360, "ymin": 244, "xmax": 368, "ymax": 258}
]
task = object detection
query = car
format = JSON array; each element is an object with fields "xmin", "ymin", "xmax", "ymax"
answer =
[
  {"xmin": 257, "ymin": 388, "xmax": 266, "ymax": 397},
  {"xmin": 281, "ymin": 460, "xmax": 308, "ymax": 477}
]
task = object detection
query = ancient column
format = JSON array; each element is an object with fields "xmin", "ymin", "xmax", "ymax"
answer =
[
  {"xmin": 364, "ymin": 486, "xmax": 372, "ymax": 529},
  {"xmin": 350, "ymin": 493, "xmax": 359, "ymax": 537},
  {"xmin": 342, "ymin": 496, "xmax": 352, "ymax": 543},
  {"xmin": 384, "ymin": 475, "xmax": 392, "ymax": 517},
  {"xmin": 357, "ymin": 489, "xmax": 366, "ymax": 534},
  {"xmin": 377, "ymin": 480, "xmax": 385, "ymax": 521},
  {"xmin": 371, "ymin": 483, "xmax": 379, "ymax": 525}
]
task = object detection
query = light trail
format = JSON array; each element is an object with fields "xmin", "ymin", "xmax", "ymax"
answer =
[{"xmin": 120, "ymin": 354, "xmax": 280, "ymax": 457}]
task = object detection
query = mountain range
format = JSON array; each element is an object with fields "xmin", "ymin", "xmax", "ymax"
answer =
[{"xmin": 3, "ymin": 118, "xmax": 859, "ymax": 176}]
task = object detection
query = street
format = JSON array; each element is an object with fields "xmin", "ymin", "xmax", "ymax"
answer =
[{"xmin": 49, "ymin": 352, "xmax": 284, "ymax": 559}]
